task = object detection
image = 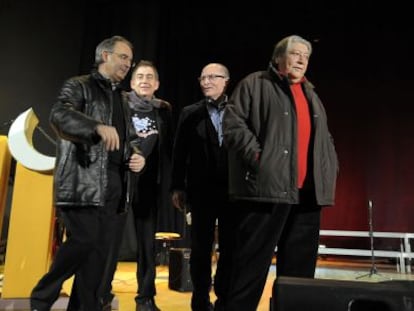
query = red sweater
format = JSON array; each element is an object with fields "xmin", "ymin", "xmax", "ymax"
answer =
[{"xmin": 290, "ymin": 83, "xmax": 311, "ymax": 188}]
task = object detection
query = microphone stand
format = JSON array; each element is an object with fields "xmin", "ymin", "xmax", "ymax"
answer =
[
  {"xmin": 36, "ymin": 125, "xmax": 56, "ymax": 146},
  {"xmin": 356, "ymin": 200, "xmax": 388, "ymax": 280}
]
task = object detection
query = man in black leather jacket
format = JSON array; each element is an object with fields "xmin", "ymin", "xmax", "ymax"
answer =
[{"xmin": 30, "ymin": 35, "xmax": 145, "ymax": 311}]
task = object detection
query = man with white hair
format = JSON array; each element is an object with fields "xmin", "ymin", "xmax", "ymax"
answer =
[{"xmin": 219, "ymin": 35, "xmax": 339, "ymax": 311}]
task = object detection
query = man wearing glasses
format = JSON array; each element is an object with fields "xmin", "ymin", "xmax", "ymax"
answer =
[
  {"xmin": 171, "ymin": 63, "xmax": 233, "ymax": 311},
  {"xmin": 30, "ymin": 35, "xmax": 145, "ymax": 311}
]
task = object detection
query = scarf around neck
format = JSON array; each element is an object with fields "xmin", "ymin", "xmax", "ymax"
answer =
[{"xmin": 128, "ymin": 91, "xmax": 155, "ymax": 112}]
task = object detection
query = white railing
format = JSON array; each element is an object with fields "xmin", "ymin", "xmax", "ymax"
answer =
[{"xmin": 318, "ymin": 230, "xmax": 414, "ymax": 273}]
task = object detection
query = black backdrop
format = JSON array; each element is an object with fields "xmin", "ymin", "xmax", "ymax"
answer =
[{"xmin": 1, "ymin": 1, "xmax": 413, "ymax": 243}]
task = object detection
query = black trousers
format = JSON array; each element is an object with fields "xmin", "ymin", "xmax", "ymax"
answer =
[
  {"xmin": 132, "ymin": 178, "xmax": 158, "ymax": 302},
  {"xmin": 31, "ymin": 170, "xmax": 125, "ymax": 311},
  {"xmin": 189, "ymin": 197, "xmax": 233, "ymax": 311},
  {"xmin": 214, "ymin": 193, "xmax": 321, "ymax": 311},
  {"xmin": 66, "ymin": 210, "xmax": 127, "ymax": 311}
]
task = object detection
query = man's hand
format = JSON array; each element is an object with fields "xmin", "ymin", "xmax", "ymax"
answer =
[
  {"xmin": 171, "ymin": 190, "xmax": 186, "ymax": 211},
  {"xmin": 96, "ymin": 124, "xmax": 120, "ymax": 151},
  {"xmin": 129, "ymin": 153, "xmax": 145, "ymax": 172}
]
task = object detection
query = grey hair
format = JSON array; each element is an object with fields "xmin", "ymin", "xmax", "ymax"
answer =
[
  {"xmin": 272, "ymin": 35, "xmax": 312, "ymax": 64},
  {"xmin": 94, "ymin": 35, "xmax": 133, "ymax": 66}
]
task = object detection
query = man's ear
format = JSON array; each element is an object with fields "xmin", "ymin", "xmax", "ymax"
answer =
[
  {"xmin": 102, "ymin": 50, "xmax": 110, "ymax": 63},
  {"xmin": 154, "ymin": 80, "xmax": 160, "ymax": 92}
]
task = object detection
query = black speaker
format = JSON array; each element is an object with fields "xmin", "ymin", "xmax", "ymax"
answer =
[
  {"xmin": 168, "ymin": 248, "xmax": 193, "ymax": 292},
  {"xmin": 271, "ymin": 276, "xmax": 414, "ymax": 311}
]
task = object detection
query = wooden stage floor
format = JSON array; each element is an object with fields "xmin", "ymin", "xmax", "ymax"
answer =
[
  {"xmin": 0, "ymin": 256, "xmax": 412, "ymax": 310},
  {"xmin": 110, "ymin": 257, "xmax": 414, "ymax": 311}
]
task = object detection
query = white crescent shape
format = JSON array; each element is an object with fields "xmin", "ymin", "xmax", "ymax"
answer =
[{"xmin": 8, "ymin": 107, "xmax": 56, "ymax": 172}]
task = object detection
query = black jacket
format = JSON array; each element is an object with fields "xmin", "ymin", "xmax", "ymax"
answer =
[
  {"xmin": 223, "ymin": 64, "xmax": 338, "ymax": 206},
  {"xmin": 50, "ymin": 69, "xmax": 140, "ymax": 209},
  {"xmin": 128, "ymin": 95, "xmax": 174, "ymax": 222},
  {"xmin": 171, "ymin": 99, "xmax": 228, "ymax": 204}
]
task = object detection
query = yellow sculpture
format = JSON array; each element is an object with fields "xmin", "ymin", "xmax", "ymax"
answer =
[{"xmin": 2, "ymin": 108, "xmax": 55, "ymax": 298}]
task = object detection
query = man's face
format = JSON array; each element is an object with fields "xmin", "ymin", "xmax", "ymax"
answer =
[
  {"xmin": 130, "ymin": 66, "xmax": 159, "ymax": 99},
  {"xmin": 102, "ymin": 41, "xmax": 134, "ymax": 82},
  {"xmin": 277, "ymin": 42, "xmax": 310, "ymax": 83},
  {"xmin": 199, "ymin": 64, "xmax": 228, "ymax": 100}
]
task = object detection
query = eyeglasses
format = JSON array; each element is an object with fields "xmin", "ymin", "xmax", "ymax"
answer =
[
  {"xmin": 107, "ymin": 51, "xmax": 136, "ymax": 67},
  {"xmin": 287, "ymin": 50, "xmax": 310, "ymax": 61},
  {"xmin": 198, "ymin": 74, "xmax": 226, "ymax": 82}
]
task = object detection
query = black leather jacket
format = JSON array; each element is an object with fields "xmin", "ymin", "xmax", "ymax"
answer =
[{"xmin": 50, "ymin": 69, "xmax": 140, "ymax": 210}]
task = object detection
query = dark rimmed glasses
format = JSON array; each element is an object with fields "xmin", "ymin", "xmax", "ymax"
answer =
[{"xmin": 198, "ymin": 74, "xmax": 226, "ymax": 82}]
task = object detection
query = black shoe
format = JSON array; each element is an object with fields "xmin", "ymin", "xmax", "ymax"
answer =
[
  {"xmin": 136, "ymin": 298, "xmax": 161, "ymax": 311},
  {"xmin": 30, "ymin": 300, "xmax": 49, "ymax": 311}
]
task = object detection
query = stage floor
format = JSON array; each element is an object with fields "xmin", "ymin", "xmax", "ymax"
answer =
[
  {"xmin": 0, "ymin": 256, "xmax": 412, "ymax": 311},
  {"xmin": 111, "ymin": 257, "xmax": 414, "ymax": 311}
]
